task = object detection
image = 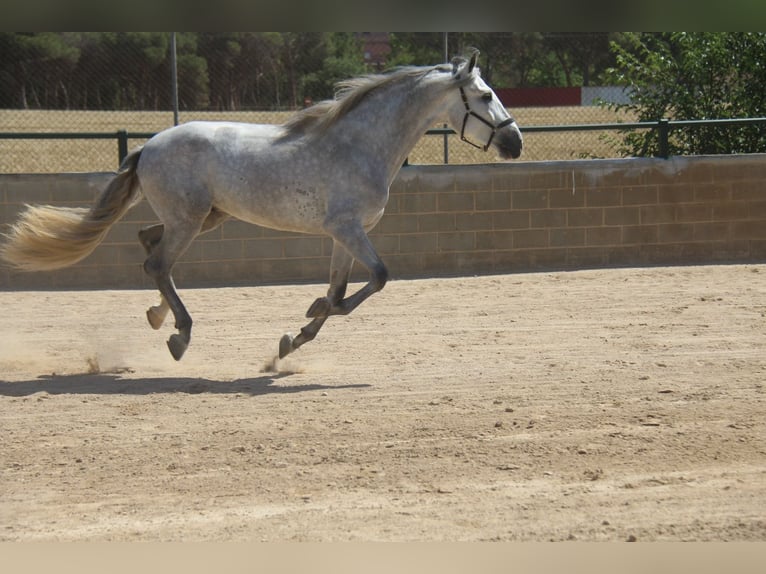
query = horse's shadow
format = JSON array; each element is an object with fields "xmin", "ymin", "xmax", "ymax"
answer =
[{"xmin": 0, "ymin": 371, "xmax": 370, "ymax": 397}]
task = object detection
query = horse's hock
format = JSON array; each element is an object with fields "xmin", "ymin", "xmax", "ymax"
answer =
[{"xmin": 1, "ymin": 154, "xmax": 766, "ymax": 289}]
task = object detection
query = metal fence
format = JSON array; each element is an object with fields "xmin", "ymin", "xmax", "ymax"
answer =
[
  {"xmin": 0, "ymin": 105, "xmax": 643, "ymax": 173},
  {"xmin": 2, "ymin": 116, "xmax": 766, "ymax": 174}
]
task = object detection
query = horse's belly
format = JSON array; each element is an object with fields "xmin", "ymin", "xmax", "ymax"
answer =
[
  {"xmin": 215, "ymin": 186, "xmax": 328, "ymax": 234},
  {"xmin": 210, "ymin": 152, "xmax": 389, "ymax": 235}
]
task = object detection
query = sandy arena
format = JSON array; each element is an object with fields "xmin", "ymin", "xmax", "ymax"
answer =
[{"xmin": 1, "ymin": 265, "xmax": 765, "ymax": 541}]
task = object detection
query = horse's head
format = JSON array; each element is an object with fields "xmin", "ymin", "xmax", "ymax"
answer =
[{"xmin": 447, "ymin": 51, "xmax": 522, "ymax": 160}]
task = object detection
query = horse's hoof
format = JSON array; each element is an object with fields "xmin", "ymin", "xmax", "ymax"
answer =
[
  {"xmin": 167, "ymin": 334, "xmax": 188, "ymax": 361},
  {"xmin": 146, "ymin": 306, "xmax": 166, "ymax": 330},
  {"xmin": 306, "ymin": 296, "xmax": 331, "ymax": 318},
  {"xmin": 279, "ymin": 333, "xmax": 294, "ymax": 359}
]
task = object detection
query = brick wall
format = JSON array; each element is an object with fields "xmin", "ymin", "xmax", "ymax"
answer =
[{"xmin": 1, "ymin": 154, "xmax": 765, "ymax": 290}]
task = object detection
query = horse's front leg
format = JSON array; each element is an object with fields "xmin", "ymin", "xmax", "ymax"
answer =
[
  {"xmin": 279, "ymin": 242, "xmax": 353, "ymax": 358},
  {"xmin": 305, "ymin": 221, "xmax": 388, "ymax": 319}
]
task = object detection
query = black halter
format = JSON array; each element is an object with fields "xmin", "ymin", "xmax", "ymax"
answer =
[{"xmin": 459, "ymin": 86, "xmax": 515, "ymax": 152}]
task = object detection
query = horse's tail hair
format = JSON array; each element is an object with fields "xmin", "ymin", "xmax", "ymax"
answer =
[{"xmin": 0, "ymin": 147, "xmax": 144, "ymax": 272}]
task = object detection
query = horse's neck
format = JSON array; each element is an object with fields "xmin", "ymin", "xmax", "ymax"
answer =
[{"xmin": 339, "ymin": 75, "xmax": 453, "ymax": 184}]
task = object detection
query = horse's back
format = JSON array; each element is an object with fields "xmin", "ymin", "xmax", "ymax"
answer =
[
  {"xmin": 136, "ymin": 121, "xmax": 334, "ymax": 233},
  {"xmin": 141, "ymin": 121, "xmax": 284, "ymax": 165},
  {"xmin": 138, "ymin": 121, "xmax": 293, "ymax": 195}
]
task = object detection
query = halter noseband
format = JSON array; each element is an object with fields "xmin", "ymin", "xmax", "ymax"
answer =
[{"xmin": 459, "ymin": 86, "xmax": 515, "ymax": 152}]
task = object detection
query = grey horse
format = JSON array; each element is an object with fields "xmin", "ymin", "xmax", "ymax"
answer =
[{"xmin": 1, "ymin": 51, "xmax": 522, "ymax": 361}]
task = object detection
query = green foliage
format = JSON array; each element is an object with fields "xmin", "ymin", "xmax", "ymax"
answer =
[
  {"xmin": 388, "ymin": 33, "xmax": 446, "ymax": 67},
  {"xmin": 543, "ymin": 32, "xmax": 615, "ymax": 87},
  {"xmin": 301, "ymin": 33, "xmax": 366, "ymax": 102},
  {"xmin": 0, "ymin": 32, "xmax": 81, "ymax": 108},
  {"xmin": 0, "ymin": 32, "xmax": 622, "ymax": 112},
  {"xmin": 176, "ymin": 34, "xmax": 210, "ymax": 111},
  {"xmin": 606, "ymin": 32, "xmax": 766, "ymax": 156}
]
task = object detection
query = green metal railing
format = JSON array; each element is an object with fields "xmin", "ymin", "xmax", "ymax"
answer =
[
  {"xmin": 0, "ymin": 130, "xmax": 155, "ymax": 167},
  {"xmin": 426, "ymin": 117, "xmax": 766, "ymax": 163},
  {"xmin": 1, "ymin": 117, "xmax": 765, "ymax": 168}
]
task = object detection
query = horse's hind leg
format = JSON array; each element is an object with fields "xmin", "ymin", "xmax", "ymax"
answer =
[
  {"xmin": 279, "ymin": 241, "xmax": 354, "ymax": 358},
  {"xmin": 139, "ymin": 224, "xmax": 170, "ymax": 329},
  {"xmin": 144, "ymin": 244, "xmax": 194, "ymax": 360},
  {"xmin": 142, "ymin": 218, "xmax": 208, "ymax": 360},
  {"xmin": 139, "ymin": 209, "xmax": 229, "ymax": 332}
]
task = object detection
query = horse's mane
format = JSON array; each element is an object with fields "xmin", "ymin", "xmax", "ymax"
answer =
[{"xmin": 281, "ymin": 62, "xmax": 462, "ymax": 138}]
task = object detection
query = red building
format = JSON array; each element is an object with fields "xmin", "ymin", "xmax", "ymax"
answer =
[{"xmin": 356, "ymin": 33, "xmax": 391, "ymax": 70}]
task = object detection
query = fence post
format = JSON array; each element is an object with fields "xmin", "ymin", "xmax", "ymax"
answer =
[
  {"xmin": 117, "ymin": 130, "xmax": 128, "ymax": 166},
  {"xmin": 658, "ymin": 118, "xmax": 670, "ymax": 159},
  {"xmin": 170, "ymin": 32, "xmax": 179, "ymax": 126},
  {"xmin": 442, "ymin": 32, "xmax": 449, "ymax": 164}
]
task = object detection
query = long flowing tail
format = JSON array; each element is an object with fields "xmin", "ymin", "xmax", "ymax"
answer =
[{"xmin": 0, "ymin": 148, "xmax": 143, "ymax": 272}]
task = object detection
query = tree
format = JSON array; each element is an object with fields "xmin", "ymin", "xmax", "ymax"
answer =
[
  {"xmin": 388, "ymin": 33, "xmax": 446, "ymax": 67},
  {"xmin": 197, "ymin": 33, "xmax": 243, "ymax": 110},
  {"xmin": 606, "ymin": 32, "xmax": 766, "ymax": 156},
  {"xmin": 108, "ymin": 33, "xmax": 169, "ymax": 109},
  {"xmin": 279, "ymin": 33, "xmax": 326, "ymax": 108},
  {"xmin": 543, "ymin": 32, "xmax": 615, "ymax": 87},
  {"xmin": 386, "ymin": 32, "xmax": 620, "ymax": 89},
  {"xmin": 300, "ymin": 33, "xmax": 366, "ymax": 103},
  {"xmin": 489, "ymin": 33, "xmax": 547, "ymax": 88},
  {"xmin": 175, "ymin": 33, "xmax": 209, "ymax": 110},
  {"xmin": 0, "ymin": 32, "xmax": 80, "ymax": 108}
]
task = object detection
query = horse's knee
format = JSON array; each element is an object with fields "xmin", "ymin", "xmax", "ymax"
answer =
[{"xmin": 372, "ymin": 262, "xmax": 388, "ymax": 291}]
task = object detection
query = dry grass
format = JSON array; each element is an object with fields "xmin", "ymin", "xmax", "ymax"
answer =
[{"xmin": 0, "ymin": 107, "xmax": 635, "ymax": 173}]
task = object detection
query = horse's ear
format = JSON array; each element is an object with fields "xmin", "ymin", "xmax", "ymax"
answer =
[
  {"xmin": 451, "ymin": 57, "xmax": 462, "ymax": 77},
  {"xmin": 467, "ymin": 49, "xmax": 480, "ymax": 73}
]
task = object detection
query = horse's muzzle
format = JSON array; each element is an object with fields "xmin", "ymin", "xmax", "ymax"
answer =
[{"xmin": 495, "ymin": 124, "xmax": 523, "ymax": 160}]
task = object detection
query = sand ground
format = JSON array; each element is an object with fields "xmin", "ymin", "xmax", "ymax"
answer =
[{"xmin": 1, "ymin": 265, "xmax": 765, "ymax": 541}]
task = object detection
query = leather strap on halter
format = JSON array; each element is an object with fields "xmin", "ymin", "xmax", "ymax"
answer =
[{"xmin": 459, "ymin": 86, "xmax": 515, "ymax": 152}]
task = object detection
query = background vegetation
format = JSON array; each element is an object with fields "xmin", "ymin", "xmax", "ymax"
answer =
[
  {"xmin": 605, "ymin": 32, "xmax": 766, "ymax": 157},
  {"xmin": 0, "ymin": 32, "xmax": 622, "ymax": 111},
  {"xmin": 1, "ymin": 32, "xmax": 765, "ymax": 172}
]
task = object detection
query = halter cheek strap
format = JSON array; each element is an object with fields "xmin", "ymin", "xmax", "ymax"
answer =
[{"xmin": 459, "ymin": 86, "xmax": 515, "ymax": 152}]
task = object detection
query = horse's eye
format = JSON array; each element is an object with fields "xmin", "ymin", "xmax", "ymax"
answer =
[{"xmin": 481, "ymin": 92, "xmax": 493, "ymax": 102}]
